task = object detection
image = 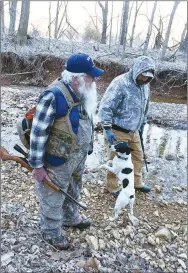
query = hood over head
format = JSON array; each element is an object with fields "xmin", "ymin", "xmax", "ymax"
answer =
[{"xmin": 131, "ymin": 56, "xmax": 155, "ymax": 84}]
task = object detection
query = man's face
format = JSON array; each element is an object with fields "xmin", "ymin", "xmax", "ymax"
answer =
[{"xmin": 136, "ymin": 73, "xmax": 151, "ymax": 85}]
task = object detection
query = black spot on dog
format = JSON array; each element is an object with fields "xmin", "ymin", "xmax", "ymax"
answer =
[
  {"xmin": 122, "ymin": 178, "xmax": 129, "ymax": 188},
  {"xmin": 130, "ymin": 195, "xmax": 134, "ymax": 199},
  {"xmin": 122, "ymin": 168, "xmax": 133, "ymax": 174}
]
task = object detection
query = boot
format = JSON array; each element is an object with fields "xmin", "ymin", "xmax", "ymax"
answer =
[
  {"xmin": 42, "ymin": 234, "xmax": 70, "ymax": 250},
  {"xmin": 135, "ymin": 185, "xmax": 151, "ymax": 193},
  {"xmin": 63, "ymin": 218, "xmax": 92, "ymax": 230}
]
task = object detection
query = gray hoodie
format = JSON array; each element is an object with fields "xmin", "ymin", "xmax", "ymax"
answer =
[{"xmin": 99, "ymin": 56, "xmax": 155, "ymax": 131}]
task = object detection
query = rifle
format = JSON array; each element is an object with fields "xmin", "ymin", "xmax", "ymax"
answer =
[
  {"xmin": 138, "ymin": 131, "xmax": 148, "ymax": 172},
  {"xmin": 0, "ymin": 145, "xmax": 87, "ymax": 211}
]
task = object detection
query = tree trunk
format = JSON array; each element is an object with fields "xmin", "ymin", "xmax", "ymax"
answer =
[
  {"xmin": 0, "ymin": 1, "xmax": 5, "ymax": 34},
  {"xmin": 17, "ymin": 0, "xmax": 30, "ymax": 45},
  {"xmin": 54, "ymin": 1, "xmax": 60, "ymax": 39},
  {"xmin": 9, "ymin": 0, "xmax": 17, "ymax": 35},
  {"xmin": 160, "ymin": 1, "xmax": 180, "ymax": 59},
  {"xmin": 109, "ymin": 1, "xmax": 114, "ymax": 48},
  {"xmin": 122, "ymin": 0, "xmax": 130, "ymax": 52},
  {"xmin": 119, "ymin": 0, "xmax": 129, "ymax": 46},
  {"xmin": 115, "ymin": 14, "xmax": 119, "ymax": 45},
  {"xmin": 143, "ymin": 1, "xmax": 157, "ymax": 54},
  {"xmin": 98, "ymin": 1, "xmax": 108, "ymax": 44},
  {"xmin": 48, "ymin": 1, "xmax": 52, "ymax": 50},
  {"xmin": 180, "ymin": 28, "xmax": 187, "ymax": 52},
  {"xmin": 130, "ymin": 1, "xmax": 143, "ymax": 48}
]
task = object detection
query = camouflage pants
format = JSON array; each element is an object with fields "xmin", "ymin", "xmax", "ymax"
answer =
[{"xmin": 35, "ymin": 147, "xmax": 88, "ymax": 238}]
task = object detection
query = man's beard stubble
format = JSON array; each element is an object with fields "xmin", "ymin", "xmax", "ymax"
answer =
[{"xmin": 77, "ymin": 79, "xmax": 98, "ymax": 120}]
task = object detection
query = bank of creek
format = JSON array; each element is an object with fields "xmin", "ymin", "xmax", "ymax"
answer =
[{"xmin": 1, "ymin": 48, "xmax": 187, "ymax": 273}]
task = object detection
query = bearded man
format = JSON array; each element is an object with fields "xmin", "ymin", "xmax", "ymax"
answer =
[{"xmin": 28, "ymin": 53, "xmax": 104, "ymax": 250}]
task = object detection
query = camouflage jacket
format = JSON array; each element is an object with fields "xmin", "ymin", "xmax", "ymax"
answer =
[{"xmin": 99, "ymin": 56, "xmax": 155, "ymax": 131}]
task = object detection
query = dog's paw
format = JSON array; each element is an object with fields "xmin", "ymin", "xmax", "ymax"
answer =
[{"xmin": 128, "ymin": 213, "xmax": 139, "ymax": 226}]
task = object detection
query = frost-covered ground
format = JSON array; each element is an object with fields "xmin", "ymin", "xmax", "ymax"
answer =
[
  {"xmin": 1, "ymin": 84, "xmax": 187, "ymax": 273},
  {"xmin": 2, "ymin": 35, "xmax": 187, "ymax": 73}
]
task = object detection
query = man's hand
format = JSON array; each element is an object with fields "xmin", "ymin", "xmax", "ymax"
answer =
[
  {"xmin": 105, "ymin": 129, "xmax": 117, "ymax": 145},
  {"xmin": 32, "ymin": 167, "xmax": 50, "ymax": 183}
]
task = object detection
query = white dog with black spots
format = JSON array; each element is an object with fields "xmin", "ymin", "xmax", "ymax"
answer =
[{"xmin": 101, "ymin": 141, "xmax": 136, "ymax": 221}]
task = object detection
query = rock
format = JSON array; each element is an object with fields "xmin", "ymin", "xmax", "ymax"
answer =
[
  {"xmin": 123, "ymin": 226, "xmax": 133, "ymax": 237},
  {"xmin": 157, "ymin": 248, "xmax": 164, "ymax": 258},
  {"xmin": 154, "ymin": 185, "xmax": 162, "ymax": 194},
  {"xmin": 158, "ymin": 259, "xmax": 166, "ymax": 269},
  {"xmin": 178, "ymin": 253, "xmax": 187, "ymax": 260},
  {"xmin": 155, "ymin": 227, "xmax": 171, "ymax": 241},
  {"xmin": 165, "ymin": 154, "xmax": 176, "ymax": 161},
  {"xmin": 85, "ymin": 235, "xmax": 99, "ymax": 251},
  {"xmin": 1, "ymin": 252, "xmax": 14, "ymax": 266},
  {"xmin": 177, "ymin": 268, "xmax": 184, "ymax": 273},
  {"xmin": 128, "ymin": 214, "xmax": 139, "ymax": 226},
  {"xmin": 178, "ymin": 259, "xmax": 186, "ymax": 269},
  {"xmin": 83, "ymin": 188, "xmax": 90, "ymax": 197},
  {"xmin": 153, "ymin": 210, "xmax": 159, "ymax": 216},
  {"xmin": 112, "ymin": 230, "xmax": 120, "ymax": 240},
  {"xmin": 99, "ymin": 239, "xmax": 106, "ymax": 250},
  {"xmin": 148, "ymin": 235, "xmax": 156, "ymax": 245},
  {"xmin": 31, "ymin": 245, "xmax": 39, "ymax": 254},
  {"xmin": 76, "ymin": 257, "xmax": 101, "ymax": 270},
  {"xmin": 140, "ymin": 252, "xmax": 147, "ymax": 259}
]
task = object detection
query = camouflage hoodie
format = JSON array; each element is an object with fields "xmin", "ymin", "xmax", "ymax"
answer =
[{"xmin": 99, "ymin": 56, "xmax": 155, "ymax": 131}]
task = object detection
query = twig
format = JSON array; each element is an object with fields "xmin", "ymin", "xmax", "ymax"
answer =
[{"xmin": 2, "ymin": 71, "xmax": 36, "ymax": 76}]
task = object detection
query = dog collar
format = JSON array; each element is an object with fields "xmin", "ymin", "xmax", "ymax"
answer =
[{"xmin": 117, "ymin": 155, "xmax": 128, "ymax": 160}]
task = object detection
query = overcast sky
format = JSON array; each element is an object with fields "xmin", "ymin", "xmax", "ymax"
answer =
[{"xmin": 4, "ymin": 1, "xmax": 187, "ymax": 46}]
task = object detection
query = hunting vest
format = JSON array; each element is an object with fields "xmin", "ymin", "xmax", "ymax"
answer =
[{"xmin": 45, "ymin": 79, "xmax": 84, "ymax": 165}]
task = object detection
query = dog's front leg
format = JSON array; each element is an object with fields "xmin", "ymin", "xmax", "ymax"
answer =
[
  {"xmin": 100, "ymin": 165, "xmax": 117, "ymax": 175},
  {"xmin": 107, "ymin": 160, "xmax": 113, "ymax": 166}
]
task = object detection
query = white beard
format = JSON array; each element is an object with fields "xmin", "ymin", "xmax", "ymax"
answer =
[{"xmin": 77, "ymin": 79, "xmax": 98, "ymax": 120}]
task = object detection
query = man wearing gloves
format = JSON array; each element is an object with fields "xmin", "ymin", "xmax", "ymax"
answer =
[
  {"xmin": 99, "ymin": 56, "xmax": 155, "ymax": 198},
  {"xmin": 28, "ymin": 53, "xmax": 104, "ymax": 250}
]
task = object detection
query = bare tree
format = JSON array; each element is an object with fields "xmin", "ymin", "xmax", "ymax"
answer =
[
  {"xmin": 98, "ymin": 1, "xmax": 108, "ymax": 44},
  {"xmin": 109, "ymin": 1, "xmax": 114, "ymax": 48},
  {"xmin": 153, "ymin": 16, "xmax": 164, "ymax": 49},
  {"xmin": 122, "ymin": 0, "xmax": 130, "ymax": 52},
  {"xmin": 180, "ymin": 23, "xmax": 187, "ymax": 52},
  {"xmin": 9, "ymin": 0, "xmax": 17, "ymax": 35},
  {"xmin": 48, "ymin": 1, "xmax": 52, "ymax": 50},
  {"xmin": 0, "ymin": 1, "xmax": 5, "ymax": 34},
  {"xmin": 130, "ymin": 1, "xmax": 143, "ymax": 47},
  {"xmin": 127, "ymin": 1, "xmax": 134, "ymax": 29},
  {"xmin": 115, "ymin": 14, "xmax": 120, "ymax": 45},
  {"xmin": 54, "ymin": 1, "xmax": 68, "ymax": 39},
  {"xmin": 17, "ymin": 0, "xmax": 30, "ymax": 45},
  {"xmin": 83, "ymin": 22, "xmax": 100, "ymax": 42},
  {"xmin": 119, "ymin": 0, "xmax": 129, "ymax": 46},
  {"xmin": 160, "ymin": 1, "xmax": 180, "ymax": 60},
  {"xmin": 143, "ymin": 1, "xmax": 157, "ymax": 54}
]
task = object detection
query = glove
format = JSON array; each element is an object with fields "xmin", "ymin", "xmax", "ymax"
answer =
[
  {"xmin": 105, "ymin": 129, "xmax": 117, "ymax": 145},
  {"xmin": 32, "ymin": 167, "xmax": 50, "ymax": 183},
  {"xmin": 139, "ymin": 123, "xmax": 145, "ymax": 136}
]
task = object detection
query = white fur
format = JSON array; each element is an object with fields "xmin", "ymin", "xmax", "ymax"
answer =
[{"xmin": 101, "ymin": 143, "xmax": 135, "ymax": 220}]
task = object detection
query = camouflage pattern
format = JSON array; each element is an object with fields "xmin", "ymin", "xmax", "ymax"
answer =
[
  {"xmin": 99, "ymin": 56, "xmax": 155, "ymax": 131},
  {"xmin": 36, "ymin": 115, "xmax": 93, "ymax": 238}
]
